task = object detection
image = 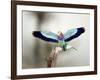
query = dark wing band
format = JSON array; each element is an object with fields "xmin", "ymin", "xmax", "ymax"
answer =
[
  {"xmin": 65, "ymin": 27, "xmax": 85, "ymax": 42},
  {"xmin": 32, "ymin": 31, "xmax": 58, "ymax": 43}
]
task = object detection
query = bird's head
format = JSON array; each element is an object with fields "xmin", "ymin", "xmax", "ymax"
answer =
[
  {"xmin": 58, "ymin": 31, "xmax": 63, "ymax": 36},
  {"xmin": 57, "ymin": 31, "xmax": 64, "ymax": 40}
]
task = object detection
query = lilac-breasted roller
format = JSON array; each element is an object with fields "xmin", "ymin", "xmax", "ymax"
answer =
[{"xmin": 32, "ymin": 27, "xmax": 85, "ymax": 51}]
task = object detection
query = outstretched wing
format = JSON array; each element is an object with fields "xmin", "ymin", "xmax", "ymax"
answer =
[
  {"xmin": 32, "ymin": 31, "xmax": 58, "ymax": 43},
  {"xmin": 64, "ymin": 27, "xmax": 85, "ymax": 42}
]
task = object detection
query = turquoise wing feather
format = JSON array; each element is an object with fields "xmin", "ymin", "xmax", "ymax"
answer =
[
  {"xmin": 41, "ymin": 31, "xmax": 58, "ymax": 40},
  {"xmin": 33, "ymin": 31, "xmax": 58, "ymax": 42},
  {"xmin": 64, "ymin": 28, "xmax": 77, "ymax": 40},
  {"xmin": 64, "ymin": 27, "xmax": 85, "ymax": 42}
]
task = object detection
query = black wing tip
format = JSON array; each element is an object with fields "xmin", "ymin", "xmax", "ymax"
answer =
[
  {"xmin": 78, "ymin": 27, "xmax": 85, "ymax": 33},
  {"xmin": 82, "ymin": 27, "xmax": 85, "ymax": 33},
  {"xmin": 32, "ymin": 31, "xmax": 40, "ymax": 37}
]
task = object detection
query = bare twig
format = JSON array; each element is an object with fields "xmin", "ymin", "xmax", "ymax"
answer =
[{"xmin": 47, "ymin": 47, "xmax": 62, "ymax": 67}]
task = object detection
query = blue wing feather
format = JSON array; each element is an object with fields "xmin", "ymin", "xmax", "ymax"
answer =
[
  {"xmin": 41, "ymin": 31, "xmax": 58, "ymax": 40},
  {"xmin": 32, "ymin": 31, "xmax": 58, "ymax": 43},
  {"xmin": 64, "ymin": 27, "xmax": 85, "ymax": 42}
]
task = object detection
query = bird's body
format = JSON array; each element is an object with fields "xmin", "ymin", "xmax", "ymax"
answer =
[
  {"xmin": 57, "ymin": 32, "xmax": 67, "ymax": 51},
  {"xmin": 32, "ymin": 27, "xmax": 85, "ymax": 51},
  {"xmin": 58, "ymin": 40, "xmax": 67, "ymax": 51}
]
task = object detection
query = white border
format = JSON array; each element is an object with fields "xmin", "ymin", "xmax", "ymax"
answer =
[{"xmin": 17, "ymin": 5, "xmax": 94, "ymax": 75}]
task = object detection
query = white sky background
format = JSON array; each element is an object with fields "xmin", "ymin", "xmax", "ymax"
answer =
[
  {"xmin": 22, "ymin": 11, "xmax": 90, "ymax": 68},
  {"xmin": 40, "ymin": 13, "xmax": 90, "ymax": 34}
]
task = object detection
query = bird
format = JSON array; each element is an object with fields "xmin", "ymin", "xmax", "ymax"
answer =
[{"xmin": 32, "ymin": 27, "xmax": 85, "ymax": 51}]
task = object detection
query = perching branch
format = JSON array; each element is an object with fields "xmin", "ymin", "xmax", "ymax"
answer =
[{"xmin": 47, "ymin": 47, "xmax": 62, "ymax": 67}]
